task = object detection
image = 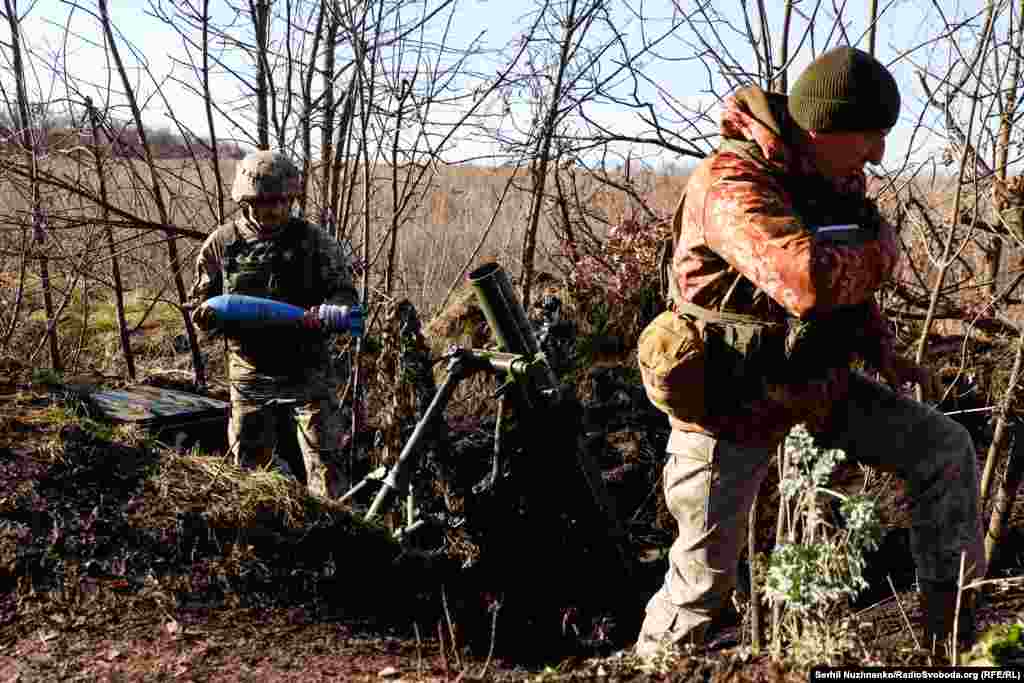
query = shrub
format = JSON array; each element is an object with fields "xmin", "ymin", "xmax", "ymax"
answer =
[
  {"xmin": 765, "ymin": 424, "xmax": 882, "ymax": 661},
  {"xmin": 563, "ymin": 214, "xmax": 671, "ymax": 348}
]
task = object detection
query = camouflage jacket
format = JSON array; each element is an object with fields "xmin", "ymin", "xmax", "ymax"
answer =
[
  {"xmin": 189, "ymin": 216, "xmax": 358, "ymax": 383},
  {"xmin": 669, "ymin": 86, "xmax": 899, "ymax": 446}
]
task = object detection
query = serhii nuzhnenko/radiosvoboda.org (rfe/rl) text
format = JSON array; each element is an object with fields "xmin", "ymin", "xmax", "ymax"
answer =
[{"xmin": 809, "ymin": 667, "xmax": 1023, "ymax": 681}]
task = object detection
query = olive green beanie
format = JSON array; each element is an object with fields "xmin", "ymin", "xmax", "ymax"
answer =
[{"xmin": 787, "ymin": 47, "xmax": 900, "ymax": 133}]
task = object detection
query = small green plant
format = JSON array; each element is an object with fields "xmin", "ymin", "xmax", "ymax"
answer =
[
  {"xmin": 964, "ymin": 621, "xmax": 1024, "ymax": 666},
  {"xmin": 765, "ymin": 423, "xmax": 882, "ymax": 661},
  {"xmin": 31, "ymin": 367, "xmax": 64, "ymax": 387}
]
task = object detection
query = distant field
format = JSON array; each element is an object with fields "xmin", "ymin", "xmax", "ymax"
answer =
[{"xmin": 0, "ymin": 154, "xmax": 689, "ymax": 375}]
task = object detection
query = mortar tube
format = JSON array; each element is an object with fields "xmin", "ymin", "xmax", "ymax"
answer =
[{"xmin": 467, "ymin": 262, "xmax": 539, "ymax": 357}]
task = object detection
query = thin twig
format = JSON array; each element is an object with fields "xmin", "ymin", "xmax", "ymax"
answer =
[
  {"xmin": 441, "ymin": 582, "xmax": 462, "ymax": 670},
  {"xmin": 413, "ymin": 621, "xmax": 422, "ymax": 679},
  {"xmin": 478, "ymin": 595, "xmax": 501, "ymax": 678},
  {"xmin": 749, "ymin": 489, "xmax": 762, "ymax": 654},
  {"xmin": 952, "ymin": 552, "xmax": 967, "ymax": 665},
  {"xmin": 437, "ymin": 619, "xmax": 449, "ymax": 676},
  {"xmin": 887, "ymin": 575, "xmax": 921, "ymax": 650}
]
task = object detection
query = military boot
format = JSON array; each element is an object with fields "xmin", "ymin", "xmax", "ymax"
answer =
[{"xmin": 921, "ymin": 581, "xmax": 976, "ymax": 653}]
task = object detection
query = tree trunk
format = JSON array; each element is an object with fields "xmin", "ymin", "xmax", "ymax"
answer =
[
  {"xmin": 0, "ymin": 228, "xmax": 29, "ymax": 352},
  {"xmin": 521, "ymin": 0, "xmax": 580, "ymax": 311},
  {"xmin": 984, "ymin": 426, "xmax": 1024, "ymax": 569},
  {"xmin": 98, "ymin": 0, "xmax": 205, "ymax": 387},
  {"xmin": 251, "ymin": 0, "xmax": 272, "ymax": 149},
  {"xmin": 202, "ymin": 0, "xmax": 226, "ymax": 225},
  {"xmin": 320, "ymin": 0, "xmax": 339, "ymax": 223},
  {"xmin": 771, "ymin": 443, "xmax": 788, "ymax": 655},
  {"xmin": 384, "ymin": 82, "xmax": 409, "ymax": 296},
  {"xmin": 87, "ymin": 97, "xmax": 136, "ymax": 381},
  {"xmin": 986, "ymin": 0, "xmax": 1024, "ymax": 296},
  {"xmin": 5, "ymin": 0, "xmax": 61, "ymax": 372}
]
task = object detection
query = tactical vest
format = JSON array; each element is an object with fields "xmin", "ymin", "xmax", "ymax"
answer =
[
  {"xmin": 220, "ymin": 218, "xmax": 326, "ymax": 376},
  {"xmin": 666, "ymin": 139, "xmax": 880, "ymax": 390},
  {"xmin": 222, "ymin": 218, "xmax": 322, "ymax": 307}
]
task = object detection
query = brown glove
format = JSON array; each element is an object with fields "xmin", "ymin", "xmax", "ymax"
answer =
[
  {"xmin": 877, "ymin": 350, "xmax": 940, "ymax": 399},
  {"xmin": 301, "ymin": 306, "xmax": 322, "ymax": 331}
]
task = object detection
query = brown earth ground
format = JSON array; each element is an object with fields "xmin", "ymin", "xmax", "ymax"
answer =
[{"xmin": 2, "ymin": 348, "xmax": 1023, "ymax": 682}]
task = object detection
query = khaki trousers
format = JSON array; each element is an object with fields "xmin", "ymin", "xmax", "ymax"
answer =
[{"xmin": 636, "ymin": 373, "xmax": 986, "ymax": 656}]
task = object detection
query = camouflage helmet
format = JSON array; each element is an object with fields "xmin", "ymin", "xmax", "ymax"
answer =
[{"xmin": 230, "ymin": 150, "xmax": 302, "ymax": 203}]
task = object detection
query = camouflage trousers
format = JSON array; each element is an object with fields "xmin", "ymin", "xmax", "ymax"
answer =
[
  {"xmin": 636, "ymin": 372, "xmax": 986, "ymax": 657},
  {"xmin": 228, "ymin": 368, "xmax": 345, "ymax": 498}
]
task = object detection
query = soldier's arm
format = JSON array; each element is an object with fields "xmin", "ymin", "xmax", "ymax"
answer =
[
  {"xmin": 188, "ymin": 230, "xmax": 226, "ymax": 333},
  {"xmin": 703, "ymin": 155, "xmax": 898, "ymax": 319},
  {"xmin": 189, "ymin": 231, "xmax": 225, "ymax": 305}
]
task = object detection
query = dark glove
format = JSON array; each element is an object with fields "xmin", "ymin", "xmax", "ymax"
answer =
[{"xmin": 783, "ymin": 304, "xmax": 872, "ymax": 380}]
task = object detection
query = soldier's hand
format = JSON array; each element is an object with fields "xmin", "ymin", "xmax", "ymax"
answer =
[
  {"xmin": 301, "ymin": 307, "xmax": 322, "ymax": 331},
  {"xmin": 878, "ymin": 352, "xmax": 935, "ymax": 395},
  {"xmin": 190, "ymin": 303, "xmax": 217, "ymax": 332}
]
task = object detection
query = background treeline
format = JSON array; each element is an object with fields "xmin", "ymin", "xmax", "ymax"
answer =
[{"xmin": 0, "ymin": 109, "xmax": 247, "ymax": 160}]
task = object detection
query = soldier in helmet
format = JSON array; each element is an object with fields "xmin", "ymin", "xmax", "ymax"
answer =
[{"xmin": 189, "ymin": 150, "xmax": 358, "ymax": 498}]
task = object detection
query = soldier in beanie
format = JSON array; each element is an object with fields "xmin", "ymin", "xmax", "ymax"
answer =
[
  {"xmin": 188, "ymin": 150, "xmax": 359, "ymax": 498},
  {"xmin": 636, "ymin": 47, "xmax": 985, "ymax": 658}
]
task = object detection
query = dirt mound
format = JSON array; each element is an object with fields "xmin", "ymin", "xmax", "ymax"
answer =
[{"xmin": 0, "ymin": 422, "xmax": 448, "ymax": 638}]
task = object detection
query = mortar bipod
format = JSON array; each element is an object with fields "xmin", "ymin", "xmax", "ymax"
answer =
[
  {"xmin": 338, "ymin": 345, "xmax": 544, "ymax": 524},
  {"xmin": 337, "ymin": 344, "xmax": 634, "ymax": 580}
]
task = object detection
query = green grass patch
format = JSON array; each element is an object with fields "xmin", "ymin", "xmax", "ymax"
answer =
[{"xmin": 27, "ymin": 291, "xmax": 184, "ymax": 337}]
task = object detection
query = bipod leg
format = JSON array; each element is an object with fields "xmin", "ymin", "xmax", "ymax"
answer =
[
  {"xmin": 575, "ymin": 442, "xmax": 634, "ymax": 578},
  {"xmin": 472, "ymin": 394, "xmax": 506, "ymax": 495},
  {"xmin": 365, "ymin": 352, "xmax": 473, "ymax": 522},
  {"xmin": 337, "ymin": 474, "xmax": 376, "ymax": 505}
]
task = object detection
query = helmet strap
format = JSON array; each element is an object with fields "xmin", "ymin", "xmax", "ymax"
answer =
[{"xmin": 241, "ymin": 200, "xmax": 289, "ymax": 237}]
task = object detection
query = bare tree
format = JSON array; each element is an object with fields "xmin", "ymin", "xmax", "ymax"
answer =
[
  {"xmin": 3, "ymin": 0, "xmax": 61, "ymax": 371},
  {"xmin": 97, "ymin": 0, "xmax": 205, "ymax": 386},
  {"xmin": 1, "ymin": 0, "xmax": 1022, "ymax": 589}
]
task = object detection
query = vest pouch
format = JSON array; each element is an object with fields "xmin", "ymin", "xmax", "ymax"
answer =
[
  {"xmin": 783, "ymin": 305, "xmax": 869, "ymax": 381},
  {"xmin": 638, "ymin": 310, "xmax": 707, "ymax": 422},
  {"xmin": 220, "ymin": 221, "xmax": 325, "ymax": 376},
  {"xmin": 702, "ymin": 320, "xmax": 778, "ymax": 408}
]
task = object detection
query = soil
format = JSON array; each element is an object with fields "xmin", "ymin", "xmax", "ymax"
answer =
[{"xmin": 1, "ymin": 358, "xmax": 1023, "ymax": 682}]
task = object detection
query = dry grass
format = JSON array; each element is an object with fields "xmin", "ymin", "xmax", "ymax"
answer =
[
  {"xmin": 0, "ymin": 158, "xmax": 687, "ymax": 383},
  {"xmin": 145, "ymin": 450, "xmax": 317, "ymax": 531}
]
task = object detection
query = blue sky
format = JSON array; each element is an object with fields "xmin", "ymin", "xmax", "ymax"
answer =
[{"xmin": 11, "ymin": 0, "xmax": 989, "ymax": 172}]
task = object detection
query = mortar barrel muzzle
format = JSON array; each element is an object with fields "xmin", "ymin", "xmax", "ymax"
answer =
[{"xmin": 467, "ymin": 262, "xmax": 539, "ymax": 357}]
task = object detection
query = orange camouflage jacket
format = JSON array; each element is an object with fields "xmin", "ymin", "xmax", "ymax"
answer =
[{"xmin": 668, "ymin": 86, "xmax": 899, "ymax": 447}]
